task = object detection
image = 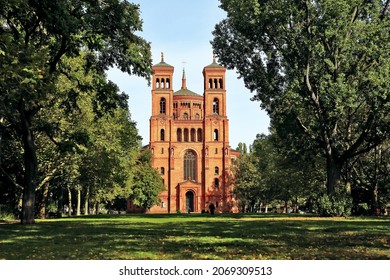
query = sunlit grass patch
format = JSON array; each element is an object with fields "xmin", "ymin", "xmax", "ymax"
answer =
[{"xmin": 0, "ymin": 214, "xmax": 389, "ymax": 260}]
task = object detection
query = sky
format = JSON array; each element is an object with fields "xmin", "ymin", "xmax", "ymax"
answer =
[{"xmin": 107, "ymin": 0, "xmax": 270, "ymax": 149}]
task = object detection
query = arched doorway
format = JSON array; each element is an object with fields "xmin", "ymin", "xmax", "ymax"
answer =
[{"xmin": 185, "ymin": 191, "xmax": 194, "ymax": 212}]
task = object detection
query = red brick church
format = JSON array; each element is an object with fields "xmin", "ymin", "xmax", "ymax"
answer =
[{"xmin": 130, "ymin": 53, "xmax": 239, "ymax": 213}]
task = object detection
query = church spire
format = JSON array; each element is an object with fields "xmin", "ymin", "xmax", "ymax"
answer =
[
  {"xmin": 161, "ymin": 52, "xmax": 164, "ymax": 62},
  {"xmin": 212, "ymin": 50, "xmax": 216, "ymax": 63},
  {"xmin": 181, "ymin": 68, "xmax": 187, "ymax": 89}
]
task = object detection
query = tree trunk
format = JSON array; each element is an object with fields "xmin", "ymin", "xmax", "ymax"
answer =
[
  {"xmin": 76, "ymin": 188, "xmax": 81, "ymax": 216},
  {"xmin": 39, "ymin": 183, "xmax": 49, "ymax": 219},
  {"xmin": 57, "ymin": 186, "xmax": 64, "ymax": 218},
  {"xmin": 67, "ymin": 187, "xmax": 72, "ymax": 217},
  {"xmin": 326, "ymin": 156, "xmax": 341, "ymax": 195},
  {"xmin": 84, "ymin": 188, "xmax": 89, "ymax": 215},
  {"xmin": 0, "ymin": 120, "xmax": 3, "ymax": 166},
  {"xmin": 20, "ymin": 107, "xmax": 38, "ymax": 224},
  {"xmin": 371, "ymin": 145, "xmax": 380, "ymax": 215}
]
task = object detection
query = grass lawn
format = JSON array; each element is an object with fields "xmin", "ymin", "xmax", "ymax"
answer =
[{"xmin": 0, "ymin": 213, "xmax": 389, "ymax": 260}]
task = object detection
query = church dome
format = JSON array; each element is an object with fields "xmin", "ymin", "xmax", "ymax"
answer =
[
  {"xmin": 173, "ymin": 88, "xmax": 201, "ymax": 97},
  {"xmin": 174, "ymin": 68, "xmax": 202, "ymax": 97}
]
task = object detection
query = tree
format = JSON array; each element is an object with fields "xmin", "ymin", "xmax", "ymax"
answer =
[
  {"xmin": 349, "ymin": 140, "xmax": 390, "ymax": 214},
  {"xmin": 129, "ymin": 150, "xmax": 165, "ymax": 211},
  {"xmin": 212, "ymin": 0, "xmax": 390, "ymax": 195},
  {"xmin": 37, "ymin": 54, "xmax": 142, "ymax": 216},
  {"xmin": 236, "ymin": 142, "xmax": 248, "ymax": 154},
  {"xmin": 251, "ymin": 133, "xmax": 324, "ymax": 212},
  {"xmin": 0, "ymin": 0, "xmax": 152, "ymax": 223},
  {"xmin": 232, "ymin": 152, "xmax": 262, "ymax": 212}
]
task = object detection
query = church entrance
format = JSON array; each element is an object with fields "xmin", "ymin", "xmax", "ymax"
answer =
[{"xmin": 185, "ymin": 191, "xmax": 194, "ymax": 212}]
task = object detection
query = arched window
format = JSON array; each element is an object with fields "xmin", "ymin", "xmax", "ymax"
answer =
[
  {"xmin": 161, "ymin": 167, "xmax": 165, "ymax": 175},
  {"xmin": 197, "ymin": 128, "xmax": 202, "ymax": 142},
  {"xmin": 166, "ymin": 78, "xmax": 170, "ymax": 89},
  {"xmin": 195, "ymin": 113, "xmax": 200, "ymax": 120},
  {"xmin": 160, "ymin": 98, "xmax": 166, "ymax": 114},
  {"xmin": 160, "ymin": 129, "xmax": 165, "ymax": 141},
  {"xmin": 214, "ymin": 79, "xmax": 218, "ymax": 89},
  {"xmin": 161, "ymin": 78, "xmax": 165, "ymax": 89},
  {"xmin": 177, "ymin": 128, "xmax": 182, "ymax": 142},
  {"xmin": 209, "ymin": 78, "xmax": 213, "ymax": 89},
  {"xmin": 213, "ymin": 98, "xmax": 219, "ymax": 114},
  {"xmin": 214, "ymin": 167, "xmax": 219, "ymax": 175},
  {"xmin": 214, "ymin": 178, "xmax": 219, "ymax": 188},
  {"xmin": 190, "ymin": 128, "xmax": 196, "ymax": 142},
  {"xmin": 183, "ymin": 112, "xmax": 189, "ymax": 120},
  {"xmin": 184, "ymin": 128, "xmax": 189, "ymax": 142},
  {"xmin": 219, "ymin": 78, "xmax": 223, "ymax": 89},
  {"xmin": 214, "ymin": 129, "xmax": 219, "ymax": 141},
  {"xmin": 184, "ymin": 150, "xmax": 196, "ymax": 181},
  {"xmin": 156, "ymin": 78, "xmax": 160, "ymax": 89}
]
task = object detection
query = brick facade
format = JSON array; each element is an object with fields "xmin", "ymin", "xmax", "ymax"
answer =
[{"xmin": 146, "ymin": 53, "xmax": 239, "ymax": 213}]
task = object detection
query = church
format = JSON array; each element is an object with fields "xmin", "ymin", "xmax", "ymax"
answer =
[{"xmin": 144, "ymin": 53, "xmax": 238, "ymax": 213}]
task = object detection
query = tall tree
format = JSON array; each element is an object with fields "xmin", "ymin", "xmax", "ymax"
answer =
[
  {"xmin": 0, "ymin": 0, "xmax": 152, "ymax": 223},
  {"xmin": 212, "ymin": 0, "xmax": 390, "ymax": 195},
  {"xmin": 232, "ymin": 151, "xmax": 262, "ymax": 212},
  {"xmin": 129, "ymin": 150, "xmax": 165, "ymax": 211},
  {"xmin": 36, "ymin": 54, "xmax": 141, "ymax": 216}
]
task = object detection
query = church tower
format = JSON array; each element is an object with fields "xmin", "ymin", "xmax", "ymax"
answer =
[
  {"xmin": 145, "ymin": 53, "xmax": 238, "ymax": 214},
  {"xmin": 202, "ymin": 53, "xmax": 231, "ymax": 212}
]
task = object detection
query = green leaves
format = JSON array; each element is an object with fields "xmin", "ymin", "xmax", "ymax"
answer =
[
  {"xmin": 213, "ymin": 0, "xmax": 390, "ymax": 194},
  {"xmin": 1, "ymin": 0, "xmax": 152, "ymax": 222},
  {"xmin": 129, "ymin": 150, "xmax": 165, "ymax": 210}
]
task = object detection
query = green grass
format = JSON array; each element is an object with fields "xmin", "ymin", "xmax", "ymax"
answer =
[{"xmin": 0, "ymin": 213, "xmax": 389, "ymax": 260}]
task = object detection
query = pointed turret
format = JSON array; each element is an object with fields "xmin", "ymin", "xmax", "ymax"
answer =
[{"xmin": 181, "ymin": 68, "xmax": 187, "ymax": 89}]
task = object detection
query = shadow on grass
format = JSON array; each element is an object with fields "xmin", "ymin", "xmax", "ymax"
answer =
[{"xmin": 0, "ymin": 214, "xmax": 389, "ymax": 260}]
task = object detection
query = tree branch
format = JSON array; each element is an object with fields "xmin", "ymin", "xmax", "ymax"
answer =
[
  {"xmin": 295, "ymin": 117, "xmax": 323, "ymax": 145},
  {"xmin": 0, "ymin": 166, "xmax": 23, "ymax": 190},
  {"xmin": 340, "ymin": 112, "xmax": 377, "ymax": 161},
  {"xmin": 49, "ymin": 36, "xmax": 69, "ymax": 73},
  {"xmin": 36, "ymin": 168, "xmax": 59, "ymax": 191}
]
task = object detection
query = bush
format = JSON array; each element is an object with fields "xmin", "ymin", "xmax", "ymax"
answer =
[
  {"xmin": 0, "ymin": 212, "xmax": 15, "ymax": 221},
  {"xmin": 0, "ymin": 204, "xmax": 16, "ymax": 221},
  {"xmin": 314, "ymin": 191, "xmax": 353, "ymax": 217}
]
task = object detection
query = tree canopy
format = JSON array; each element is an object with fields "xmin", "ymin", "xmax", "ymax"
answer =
[
  {"xmin": 212, "ymin": 0, "xmax": 390, "ymax": 195},
  {"xmin": 0, "ymin": 0, "xmax": 152, "ymax": 223}
]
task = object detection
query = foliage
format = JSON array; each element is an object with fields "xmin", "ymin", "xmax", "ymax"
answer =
[
  {"xmin": 314, "ymin": 191, "xmax": 353, "ymax": 217},
  {"xmin": 212, "ymin": 0, "xmax": 390, "ymax": 195},
  {"xmin": 233, "ymin": 133, "xmax": 324, "ymax": 213},
  {"xmin": 348, "ymin": 141, "xmax": 390, "ymax": 214},
  {"xmin": 232, "ymin": 152, "xmax": 261, "ymax": 211},
  {"xmin": 129, "ymin": 150, "xmax": 165, "ymax": 210},
  {"xmin": 0, "ymin": 0, "xmax": 152, "ymax": 223}
]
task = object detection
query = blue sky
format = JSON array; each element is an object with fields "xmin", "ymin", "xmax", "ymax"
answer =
[{"xmin": 107, "ymin": 0, "xmax": 270, "ymax": 149}]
